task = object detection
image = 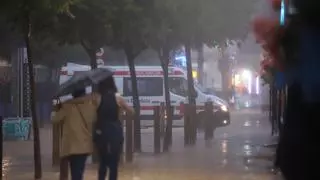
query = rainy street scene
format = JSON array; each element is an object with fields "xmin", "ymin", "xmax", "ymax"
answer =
[{"xmin": 0, "ymin": 0, "xmax": 318, "ymax": 180}]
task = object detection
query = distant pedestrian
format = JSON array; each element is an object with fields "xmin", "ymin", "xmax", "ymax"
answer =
[
  {"xmin": 93, "ymin": 76, "xmax": 134, "ymax": 180},
  {"xmin": 204, "ymin": 102, "xmax": 218, "ymax": 143},
  {"xmin": 52, "ymin": 88, "xmax": 97, "ymax": 180}
]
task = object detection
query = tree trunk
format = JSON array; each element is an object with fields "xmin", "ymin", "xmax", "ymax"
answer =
[
  {"xmin": 185, "ymin": 43, "xmax": 196, "ymax": 105},
  {"xmin": 88, "ymin": 50, "xmax": 98, "ymax": 69},
  {"xmin": 159, "ymin": 47, "xmax": 172, "ymax": 151},
  {"xmin": 81, "ymin": 42, "xmax": 98, "ymax": 69},
  {"xmin": 25, "ymin": 13, "xmax": 42, "ymax": 180},
  {"xmin": 221, "ymin": 72, "xmax": 230, "ymax": 99},
  {"xmin": 218, "ymin": 54, "xmax": 231, "ymax": 100},
  {"xmin": 197, "ymin": 44, "xmax": 204, "ymax": 85},
  {"xmin": 81, "ymin": 42, "xmax": 98, "ymax": 93},
  {"xmin": 125, "ymin": 47, "xmax": 141, "ymax": 152}
]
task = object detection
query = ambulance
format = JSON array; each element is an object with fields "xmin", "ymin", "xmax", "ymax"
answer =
[{"xmin": 59, "ymin": 63, "xmax": 230, "ymax": 127}]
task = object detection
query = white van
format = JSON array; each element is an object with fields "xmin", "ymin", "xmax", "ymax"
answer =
[{"xmin": 59, "ymin": 64, "xmax": 230, "ymax": 126}]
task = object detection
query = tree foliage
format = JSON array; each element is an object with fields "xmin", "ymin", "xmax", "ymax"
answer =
[
  {"xmin": 48, "ymin": 0, "xmax": 112, "ymax": 68},
  {"xmin": 107, "ymin": 0, "xmax": 152, "ymax": 152},
  {"xmin": 147, "ymin": 0, "xmax": 256, "ymax": 101},
  {"xmin": 0, "ymin": 0, "xmax": 77, "ymax": 178},
  {"xmin": 0, "ymin": 18, "xmax": 12, "ymax": 60},
  {"xmin": 144, "ymin": 0, "xmax": 182, "ymax": 149}
]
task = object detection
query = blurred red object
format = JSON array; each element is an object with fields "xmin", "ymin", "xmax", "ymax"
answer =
[
  {"xmin": 252, "ymin": 0, "xmax": 290, "ymax": 72},
  {"xmin": 252, "ymin": 17, "xmax": 280, "ymax": 44},
  {"xmin": 271, "ymin": 0, "xmax": 281, "ymax": 11},
  {"xmin": 252, "ymin": 15, "xmax": 286, "ymax": 70},
  {"xmin": 261, "ymin": 52, "xmax": 274, "ymax": 68}
]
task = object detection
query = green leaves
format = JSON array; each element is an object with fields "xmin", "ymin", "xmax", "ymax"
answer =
[
  {"xmin": 0, "ymin": 0, "xmax": 257, "ymax": 65},
  {"xmin": 0, "ymin": 0, "xmax": 77, "ymax": 36}
]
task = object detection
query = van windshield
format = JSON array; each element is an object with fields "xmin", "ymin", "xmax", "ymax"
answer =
[{"xmin": 169, "ymin": 77, "xmax": 188, "ymax": 97}]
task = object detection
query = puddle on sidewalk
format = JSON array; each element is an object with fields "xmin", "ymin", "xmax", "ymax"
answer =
[{"xmin": 2, "ymin": 157, "xmax": 12, "ymax": 178}]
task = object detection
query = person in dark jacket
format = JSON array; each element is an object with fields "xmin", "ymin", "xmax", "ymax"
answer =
[{"xmin": 93, "ymin": 76, "xmax": 134, "ymax": 180}]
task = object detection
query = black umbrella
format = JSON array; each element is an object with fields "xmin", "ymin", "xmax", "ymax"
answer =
[{"xmin": 55, "ymin": 68, "xmax": 114, "ymax": 97}]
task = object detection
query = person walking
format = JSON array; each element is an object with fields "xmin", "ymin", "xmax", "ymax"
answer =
[
  {"xmin": 93, "ymin": 76, "xmax": 134, "ymax": 180},
  {"xmin": 52, "ymin": 88, "xmax": 97, "ymax": 180}
]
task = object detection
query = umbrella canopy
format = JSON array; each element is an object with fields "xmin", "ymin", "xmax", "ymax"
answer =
[{"xmin": 55, "ymin": 68, "xmax": 114, "ymax": 97}]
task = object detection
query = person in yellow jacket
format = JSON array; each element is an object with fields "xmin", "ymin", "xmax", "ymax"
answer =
[
  {"xmin": 52, "ymin": 88, "xmax": 97, "ymax": 180},
  {"xmin": 52, "ymin": 80, "xmax": 134, "ymax": 180}
]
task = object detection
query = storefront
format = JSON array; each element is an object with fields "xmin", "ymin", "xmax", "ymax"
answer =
[{"xmin": 231, "ymin": 68, "xmax": 260, "ymax": 108}]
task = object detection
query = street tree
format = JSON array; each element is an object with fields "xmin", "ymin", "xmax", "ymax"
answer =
[
  {"xmin": 0, "ymin": 17, "xmax": 13, "ymax": 60},
  {"xmin": 0, "ymin": 0, "xmax": 78, "ymax": 178},
  {"xmin": 108, "ymin": 0, "xmax": 150, "ymax": 152},
  {"xmin": 199, "ymin": 0, "xmax": 256, "ymax": 94},
  {"xmin": 145, "ymin": 0, "xmax": 181, "ymax": 150},
  {"xmin": 169, "ymin": 0, "xmax": 203, "ymax": 105},
  {"xmin": 31, "ymin": 40, "xmax": 90, "ymax": 87},
  {"xmin": 50, "ymin": 0, "xmax": 112, "ymax": 69}
]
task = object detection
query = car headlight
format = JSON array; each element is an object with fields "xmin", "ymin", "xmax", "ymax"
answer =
[{"xmin": 221, "ymin": 105, "xmax": 228, "ymax": 112}]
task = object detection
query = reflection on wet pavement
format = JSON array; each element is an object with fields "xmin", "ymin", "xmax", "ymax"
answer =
[
  {"xmin": 221, "ymin": 140, "xmax": 228, "ymax": 153},
  {"xmin": 2, "ymin": 158, "xmax": 10, "ymax": 178},
  {"xmin": 243, "ymin": 144, "xmax": 253, "ymax": 156},
  {"xmin": 243, "ymin": 118, "xmax": 263, "ymax": 128},
  {"xmin": 2, "ymin": 111, "xmax": 280, "ymax": 179},
  {"xmin": 244, "ymin": 120, "xmax": 252, "ymax": 127}
]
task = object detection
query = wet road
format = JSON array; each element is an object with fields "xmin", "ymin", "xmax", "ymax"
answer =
[{"xmin": 3, "ymin": 110, "xmax": 282, "ymax": 179}]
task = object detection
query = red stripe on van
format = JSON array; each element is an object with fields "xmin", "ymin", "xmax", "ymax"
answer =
[{"xmin": 139, "ymin": 106, "xmax": 155, "ymax": 110}]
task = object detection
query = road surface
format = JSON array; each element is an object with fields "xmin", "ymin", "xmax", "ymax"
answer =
[{"xmin": 3, "ymin": 110, "xmax": 282, "ymax": 179}]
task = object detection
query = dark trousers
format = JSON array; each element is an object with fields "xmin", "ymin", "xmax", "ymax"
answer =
[
  {"xmin": 98, "ymin": 150, "xmax": 121, "ymax": 180},
  {"xmin": 204, "ymin": 127, "xmax": 215, "ymax": 140},
  {"xmin": 67, "ymin": 154, "xmax": 88, "ymax": 180}
]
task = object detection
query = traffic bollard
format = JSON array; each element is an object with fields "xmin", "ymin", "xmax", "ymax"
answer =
[
  {"xmin": 159, "ymin": 103, "xmax": 165, "ymax": 138},
  {"xmin": 184, "ymin": 104, "xmax": 192, "ymax": 146},
  {"xmin": 189, "ymin": 104, "xmax": 197, "ymax": 145},
  {"xmin": 125, "ymin": 112, "xmax": 133, "ymax": 163},
  {"xmin": 154, "ymin": 106, "xmax": 161, "ymax": 154},
  {"xmin": 163, "ymin": 105, "xmax": 173, "ymax": 152},
  {"xmin": 0, "ymin": 116, "xmax": 2, "ymax": 180},
  {"xmin": 119, "ymin": 112, "xmax": 125, "ymax": 165},
  {"xmin": 52, "ymin": 125, "xmax": 59, "ymax": 166},
  {"xmin": 59, "ymin": 157, "xmax": 69, "ymax": 180},
  {"xmin": 58, "ymin": 124, "xmax": 68, "ymax": 180},
  {"xmin": 204, "ymin": 102, "xmax": 214, "ymax": 141}
]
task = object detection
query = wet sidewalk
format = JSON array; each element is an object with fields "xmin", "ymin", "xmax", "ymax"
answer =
[{"xmin": 3, "ymin": 111, "xmax": 281, "ymax": 180}]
